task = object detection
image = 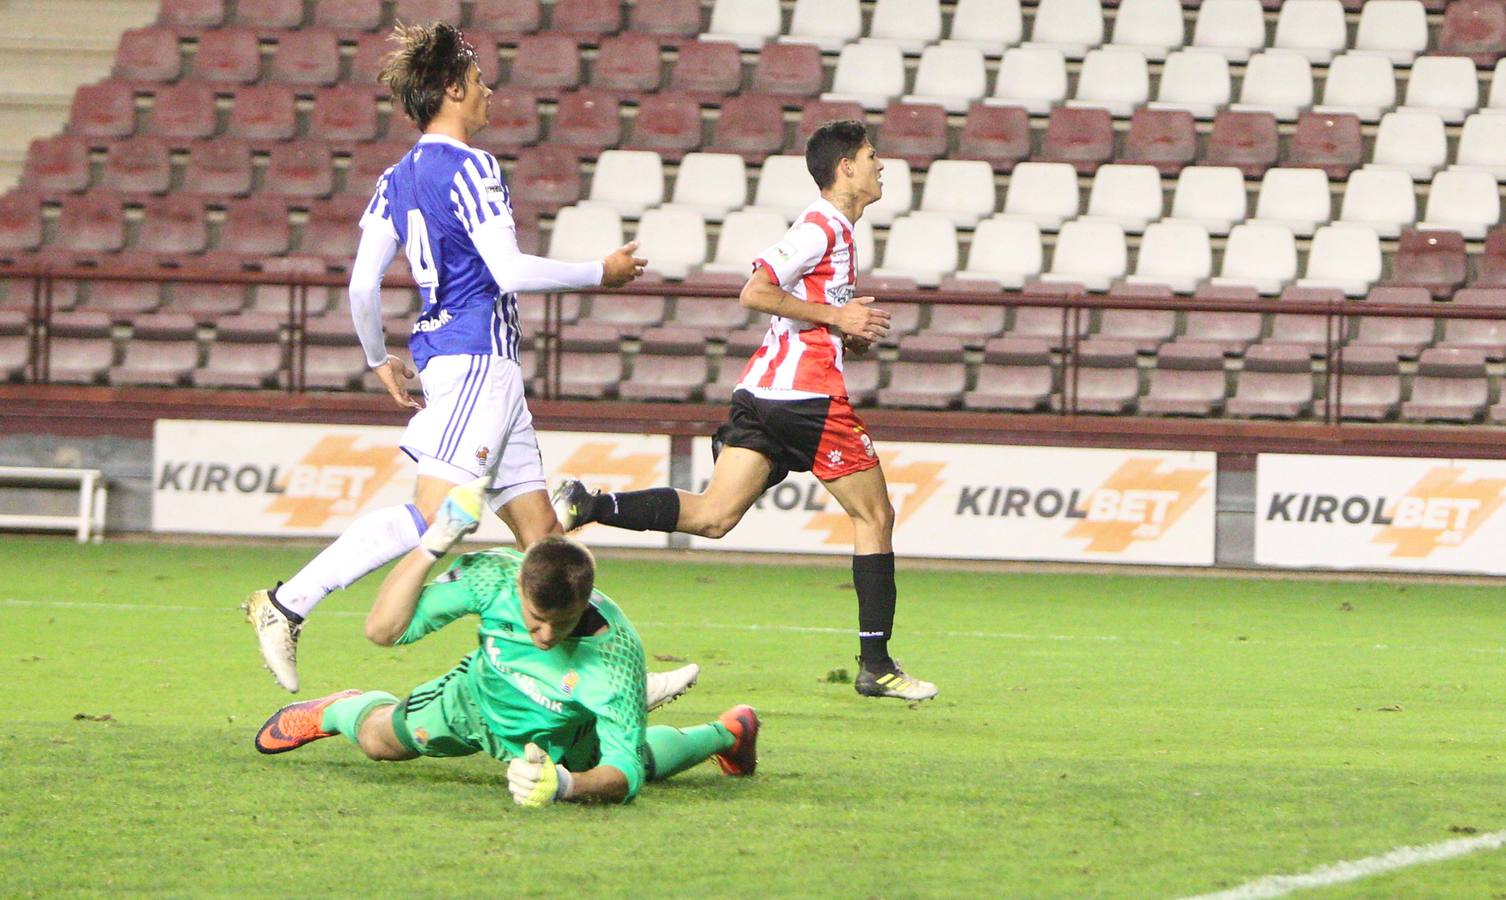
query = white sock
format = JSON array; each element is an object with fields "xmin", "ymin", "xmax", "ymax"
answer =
[{"xmin": 277, "ymin": 503, "xmax": 426, "ymax": 619}]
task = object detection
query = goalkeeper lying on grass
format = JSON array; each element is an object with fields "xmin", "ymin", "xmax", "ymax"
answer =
[{"xmin": 253, "ymin": 480, "xmax": 759, "ymax": 805}]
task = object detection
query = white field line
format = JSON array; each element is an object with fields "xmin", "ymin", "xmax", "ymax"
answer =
[{"xmin": 1183, "ymin": 830, "xmax": 1506, "ymax": 899}]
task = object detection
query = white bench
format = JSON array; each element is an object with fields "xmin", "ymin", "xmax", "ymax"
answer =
[{"xmin": 0, "ymin": 466, "xmax": 107, "ymax": 543}]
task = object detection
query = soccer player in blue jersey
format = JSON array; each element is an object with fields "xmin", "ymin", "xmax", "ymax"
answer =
[{"xmin": 243, "ymin": 22, "xmax": 660, "ymax": 696}]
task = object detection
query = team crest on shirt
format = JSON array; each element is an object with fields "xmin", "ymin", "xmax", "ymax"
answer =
[
  {"xmin": 857, "ymin": 429, "xmax": 876, "ymax": 459},
  {"xmin": 476, "ymin": 446, "xmax": 490, "ymax": 466},
  {"xmin": 561, "ymin": 670, "xmax": 580, "ymax": 696},
  {"xmin": 413, "ymin": 727, "xmax": 430, "ymax": 745}
]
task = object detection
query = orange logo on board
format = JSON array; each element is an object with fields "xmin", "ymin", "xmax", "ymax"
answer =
[
  {"xmin": 262, "ymin": 435, "xmax": 407, "ymax": 528},
  {"xmin": 1371, "ymin": 468, "xmax": 1506, "ymax": 558},
  {"xmin": 557, "ymin": 442, "xmax": 664, "ymax": 494},
  {"xmin": 1061, "ymin": 458, "xmax": 1210, "ymax": 552}
]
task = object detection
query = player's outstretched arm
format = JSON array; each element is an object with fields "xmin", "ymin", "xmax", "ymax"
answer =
[
  {"xmin": 739, "ymin": 268, "xmax": 890, "ymax": 343},
  {"xmin": 366, "ymin": 547, "xmax": 438, "ymax": 644},
  {"xmin": 599, "ymin": 240, "xmax": 647, "ymax": 288},
  {"xmin": 508, "ymin": 744, "xmax": 630, "ymax": 806}
]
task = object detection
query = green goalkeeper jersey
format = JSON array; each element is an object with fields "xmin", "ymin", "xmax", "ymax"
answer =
[{"xmin": 395, "ymin": 548, "xmax": 649, "ymax": 799}]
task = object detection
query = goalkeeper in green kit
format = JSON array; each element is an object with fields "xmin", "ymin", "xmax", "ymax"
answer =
[{"xmin": 253, "ymin": 481, "xmax": 759, "ymax": 805}]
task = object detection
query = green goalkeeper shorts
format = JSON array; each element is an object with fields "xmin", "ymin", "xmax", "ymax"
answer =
[{"xmin": 390, "ymin": 654, "xmax": 601, "ymax": 771}]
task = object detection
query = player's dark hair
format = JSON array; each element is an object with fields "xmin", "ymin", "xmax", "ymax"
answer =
[
  {"xmin": 805, "ymin": 119, "xmax": 870, "ymax": 190},
  {"xmin": 379, "ymin": 21, "xmax": 478, "ymax": 132},
  {"xmin": 519, "ymin": 536, "xmax": 596, "ymax": 613}
]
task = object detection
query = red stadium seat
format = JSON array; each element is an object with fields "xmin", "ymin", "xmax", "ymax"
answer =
[
  {"xmin": 1184, "ymin": 284, "xmax": 1264, "ymax": 355},
  {"xmin": 252, "ymin": 255, "xmax": 334, "ymax": 316},
  {"xmin": 182, "ymin": 139, "xmax": 255, "ymax": 196},
  {"xmin": 1389, "ymin": 229, "xmax": 1467, "ymax": 298},
  {"xmin": 552, "ymin": 0, "xmax": 623, "ymax": 36},
  {"xmin": 1204, "ymin": 110, "xmax": 1280, "ymax": 177},
  {"xmin": 797, "ymin": 100, "xmax": 867, "ymax": 147},
  {"xmin": 1060, "ymin": 339, "xmax": 1141, "ymax": 414},
  {"xmin": 24, "ymin": 136, "xmax": 91, "ymax": 195},
  {"xmin": 0, "ymin": 194, "xmax": 44, "ymax": 254},
  {"xmin": 69, "ymin": 81, "xmax": 137, "ymax": 139},
  {"xmin": 1440, "ymin": 288, "xmax": 1506, "ymax": 358},
  {"xmin": 618, "ymin": 327, "xmax": 708, "ymax": 402},
  {"xmin": 956, "ymin": 104, "xmax": 1031, "ymax": 173},
  {"xmin": 312, "ymin": 0, "xmax": 383, "ymax": 31},
  {"xmin": 101, "ymin": 138, "xmax": 171, "ymax": 196},
  {"xmin": 549, "ymin": 89, "xmax": 621, "ymax": 152},
  {"xmin": 469, "ymin": 0, "xmax": 542, "ymax": 36},
  {"xmin": 192, "ymin": 28, "xmax": 263, "ymax": 84},
  {"xmin": 192, "ymin": 313, "xmax": 284, "ymax": 389},
  {"xmin": 963, "ymin": 337, "xmax": 1055, "ymax": 412},
  {"xmin": 1351, "ymin": 286, "xmax": 1436, "ymax": 358},
  {"xmin": 299, "ymin": 197, "xmax": 366, "ymax": 261},
  {"xmin": 270, "ymin": 29, "xmax": 342, "ymax": 86},
  {"xmin": 1096, "ymin": 282, "xmax": 1177, "ymax": 353},
  {"xmin": 301, "ymin": 313, "xmax": 368, "ymax": 391},
  {"xmin": 468, "ymin": 89, "xmax": 541, "ymax": 151},
  {"xmin": 629, "ymin": 0, "xmax": 701, "ymax": 37},
  {"xmin": 1038, "ymin": 106, "xmax": 1114, "ymax": 174},
  {"xmin": 55, "ymin": 195, "xmax": 126, "ymax": 254},
  {"xmin": 751, "ymin": 43, "xmax": 824, "ymax": 103},
  {"xmin": 348, "ymin": 33, "xmax": 389, "ymax": 86},
  {"xmin": 508, "ymin": 147, "xmax": 583, "ymax": 207},
  {"xmin": 135, "ymin": 196, "xmax": 209, "ymax": 256},
  {"xmin": 590, "ymin": 33, "xmax": 663, "ymax": 92},
  {"xmin": 109, "ymin": 313, "xmax": 199, "ymax": 387},
  {"xmin": 86, "ymin": 270, "xmax": 166, "ymax": 321},
  {"xmin": 47, "ymin": 310, "xmax": 117, "ymax": 384},
  {"xmin": 670, "ymin": 40, "xmax": 742, "ymax": 100},
  {"xmin": 309, "ymin": 85, "xmax": 381, "ymax": 143},
  {"xmin": 236, "ymin": 0, "xmax": 305, "ymax": 27},
  {"xmin": 880, "ymin": 102, "xmax": 948, "ymax": 169},
  {"xmin": 113, "ymin": 27, "xmax": 183, "ymax": 82},
  {"xmin": 391, "ymin": 0, "xmax": 461, "ymax": 24},
  {"xmin": 159, "ymin": 0, "xmax": 225, "ymax": 27},
  {"xmin": 1474, "ymin": 225, "xmax": 1506, "ymax": 287},
  {"xmin": 1332, "ymin": 345, "xmax": 1402, "ymax": 421},
  {"xmin": 1284, "ymin": 112, "xmax": 1364, "ymax": 179},
  {"xmin": 1403, "ymin": 347, "xmax": 1488, "ymax": 422},
  {"xmin": 1438, "ymin": 0, "xmax": 1506, "ymax": 67},
  {"xmin": 146, "ymin": 82, "xmax": 219, "ymax": 139},
  {"xmin": 878, "ymin": 335, "xmax": 968, "ymax": 409},
  {"xmin": 343, "ymin": 141, "xmax": 407, "ymax": 195},
  {"xmin": 1118, "ymin": 107, "xmax": 1197, "ymax": 175},
  {"xmin": 708, "ymin": 93, "xmax": 786, "ymax": 163},
  {"xmin": 1226, "ymin": 343, "xmax": 1315, "ymax": 419},
  {"xmin": 264, "ymin": 144, "xmax": 336, "ymax": 197},
  {"xmin": 549, "ymin": 323, "xmax": 624, "ymax": 399},
  {"xmin": 626, "ymin": 92, "xmax": 703, "ymax": 158},
  {"xmin": 1140, "ymin": 341, "xmax": 1228, "ymax": 417},
  {"xmin": 220, "ymin": 197, "xmax": 293, "ymax": 256},
  {"xmin": 1267, "ymin": 285, "xmax": 1343, "ymax": 356},
  {"xmin": 225, "ymin": 84, "xmax": 297, "ymax": 140},
  {"xmin": 508, "ymin": 34, "xmax": 582, "ymax": 94}
]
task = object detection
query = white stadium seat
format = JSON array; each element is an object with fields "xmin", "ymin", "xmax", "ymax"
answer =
[
  {"xmin": 1001, "ymin": 161, "xmax": 1080, "ymax": 231},
  {"xmin": 588, "ymin": 150, "xmax": 664, "ymax": 218},
  {"xmin": 957, "ymin": 215, "xmax": 1043, "ymax": 288},
  {"xmin": 1354, "ymin": 0, "xmax": 1428, "ymax": 65},
  {"xmin": 1315, "ymin": 52, "xmax": 1397, "ymax": 123},
  {"xmin": 864, "ymin": 157, "xmax": 913, "ymax": 227},
  {"xmin": 1231, "ymin": 51, "xmax": 1313, "ymax": 121},
  {"xmin": 868, "ymin": 0, "xmax": 945, "ymax": 54},
  {"xmin": 1084, "ymin": 164, "xmax": 1163, "ymax": 233},
  {"xmin": 1454, "ymin": 113, "xmax": 1506, "ymax": 179},
  {"xmin": 919, "ymin": 159, "xmax": 998, "ymax": 228},
  {"xmin": 1169, "ymin": 166, "xmax": 1247, "ymax": 235},
  {"xmin": 822, "ymin": 41, "xmax": 907, "ymax": 110},
  {"xmin": 986, "ymin": 45, "xmax": 1068, "ymax": 115},
  {"xmin": 1192, "ymin": 0, "xmax": 1266, "ymax": 63},
  {"xmin": 1296, "ymin": 223, "xmax": 1382, "ymax": 296},
  {"xmin": 669, "ymin": 152, "xmax": 747, "ymax": 222},
  {"xmin": 1370, "ymin": 110, "xmax": 1447, "ymax": 180},
  {"xmin": 782, "ymin": 0, "xmax": 862, "ymax": 53},
  {"xmin": 1211, "ymin": 221, "xmax": 1298, "ymax": 294},
  {"xmin": 633, "ymin": 206, "xmax": 707, "ymax": 279},
  {"xmin": 753, "ymin": 155, "xmax": 815, "ymax": 220},
  {"xmin": 903, "ymin": 43, "xmax": 988, "ymax": 113},
  {"xmin": 1337, "ymin": 166, "xmax": 1417, "ymax": 238},
  {"xmin": 702, "ymin": 0, "xmax": 781, "ymax": 50},
  {"xmin": 1149, "ymin": 49, "xmax": 1232, "ymax": 120},
  {"xmin": 946, "ymin": 0, "xmax": 1023, "ymax": 55},
  {"xmin": 1029, "ymin": 0, "xmax": 1105, "ymax": 59},
  {"xmin": 1417, "ymin": 167, "xmax": 1499, "ymax": 239},
  {"xmin": 1127, "ymin": 219, "xmax": 1213, "ymax": 293},
  {"xmin": 1401, "ymin": 55, "xmax": 1479, "ymax": 125},
  {"xmin": 549, "ymin": 203, "xmax": 625, "ymax": 261},
  {"xmin": 1110, "ymin": 0, "xmax": 1186, "ymax": 61},
  {"xmin": 1068, "ymin": 47, "xmax": 1150, "ymax": 118},
  {"xmin": 1040, "ymin": 219, "xmax": 1127, "ymax": 291},
  {"xmin": 870, "ymin": 213, "xmax": 959, "ymax": 286},
  {"xmin": 701, "ymin": 208, "xmax": 789, "ymax": 275},
  {"xmin": 1488, "ymin": 60, "xmax": 1506, "ymax": 111},
  {"xmin": 1253, "ymin": 167, "xmax": 1332, "ymax": 237},
  {"xmin": 853, "ymin": 217, "xmax": 875, "ymax": 272},
  {"xmin": 1272, "ymin": 0, "xmax": 1347, "ymax": 65}
]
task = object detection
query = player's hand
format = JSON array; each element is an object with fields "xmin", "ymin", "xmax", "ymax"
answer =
[
  {"xmin": 508, "ymin": 743, "xmax": 573, "ymax": 807},
  {"xmin": 372, "ymin": 355, "xmax": 422, "ymax": 410},
  {"xmin": 419, "ymin": 476, "xmax": 486, "ymax": 558},
  {"xmin": 831, "ymin": 296, "xmax": 890, "ymax": 343},
  {"xmin": 600, "ymin": 241, "xmax": 647, "ymax": 288}
]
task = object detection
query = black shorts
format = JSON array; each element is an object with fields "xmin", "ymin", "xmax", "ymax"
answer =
[{"xmin": 711, "ymin": 389, "xmax": 879, "ymax": 489}]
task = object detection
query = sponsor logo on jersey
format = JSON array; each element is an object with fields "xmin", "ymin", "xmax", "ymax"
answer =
[
  {"xmin": 484, "ymin": 638, "xmax": 566, "ymax": 712},
  {"xmin": 412, "ymin": 309, "xmax": 454, "ymax": 333}
]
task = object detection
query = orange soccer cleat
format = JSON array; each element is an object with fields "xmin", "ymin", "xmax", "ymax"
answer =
[
  {"xmin": 254, "ymin": 689, "xmax": 361, "ymax": 754},
  {"xmin": 713, "ymin": 705, "xmax": 760, "ymax": 776}
]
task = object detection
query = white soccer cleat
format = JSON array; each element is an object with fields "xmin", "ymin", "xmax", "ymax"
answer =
[
  {"xmin": 645, "ymin": 663, "xmax": 700, "ymax": 711},
  {"xmin": 243, "ymin": 588, "xmax": 302, "ymax": 693}
]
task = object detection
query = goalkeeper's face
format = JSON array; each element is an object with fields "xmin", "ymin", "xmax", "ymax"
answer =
[{"xmin": 520, "ymin": 593, "xmax": 590, "ymax": 651}]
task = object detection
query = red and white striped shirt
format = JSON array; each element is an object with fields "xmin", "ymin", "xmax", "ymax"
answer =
[{"xmin": 737, "ymin": 199, "xmax": 857, "ymax": 399}]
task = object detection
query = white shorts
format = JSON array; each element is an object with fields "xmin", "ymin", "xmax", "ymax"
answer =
[{"xmin": 400, "ymin": 354, "xmax": 546, "ymax": 509}]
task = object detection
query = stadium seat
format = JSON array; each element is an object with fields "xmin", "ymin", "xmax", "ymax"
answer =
[
  {"xmin": 191, "ymin": 28, "xmax": 261, "ymax": 84},
  {"xmin": 348, "ymin": 32, "xmax": 391, "ymax": 86},
  {"xmin": 928, "ymin": 285, "xmax": 1008, "ymax": 345},
  {"xmin": 750, "ymin": 42, "xmax": 824, "ymax": 103},
  {"xmin": 551, "ymin": 0, "xmax": 622, "ymax": 35},
  {"xmin": 1058, "ymin": 339, "xmax": 1139, "ymax": 414},
  {"xmin": 903, "ymin": 44, "xmax": 988, "ymax": 114},
  {"xmin": 1069, "ymin": 47, "xmax": 1150, "ymax": 118},
  {"xmin": 55, "ymin": 194, "xmax": 125, "ymax": 255},
  {"xmin": 270, "ymin": 29, "xmax": 340, "ymax": 86},
  {"xmin": 1417, "ymin": 168, "xmax": 1499, "ymax": 238},
  {"xmin": 297, "ymin": 197, "xmax": 365, "ymax": 261},
  {"xmin": 875, "ymin": 101, "xmax": 947, "ymax": 169},
  {"xmin": 508, "ymin": 147, "xmax": 583, "ymax": 209},
  {"xmin": 68, "ymin": 81, "xmax": 137, "ymax": 139},
  {"xmin": 1314, "ymin": 52, "xmax": 1397, "ymax": 123},
  {"xmin": 1029, "ymin": 0, "xmax": 1104, "ymax": 58},
  {"xmin": 1110, "ymin": 0, "xmax": 1186, "ymax": 60},
  {"xmin": 238, "ymin": 0, "xmax": 309, "ymax": 26},
  {"xmin": 1355, "ymin": 0, "xmax": 1428, "ymax": 65},
  {"xmin": 182, "ymin": 140, "xmax": 254, "ymax": 196},
  {"xmin": 870, "ymin": 213, "xmax": 959, "ymax": 287},
  {"xmin": 1370, "ymin": 110, "xmax": 1447, "ymax": 180},
  {"xmin": 0, "ymin": 194, "xmax": 43, "ymax": 255},
  {"xmin": 702, "ymin": 208, "xmax": 787, "ymax": 275},
  {"xmin": 1192, "ymin": 0, "xmax": 1267, "ymax": 62},
  {"xmin": 225, "ymin": 84, "xmax": 297, "ymax": 141},
  {"xmin": 1040, "ymin": 220, "xmax": 1126, "ymax": 292},
  {"xmin": 1127, "ymin": 219, "xmax": 1213, "ymax": 294},
  {"xmin": 100, "ymin": 137, "xmax": 171, "ymax": 197},
  {"xmin": 191, "ymin": 313, "xmax": 283, "ymax": 389},
  {"xmin": 25, "ymin": 136, "xmax": 91, "ymax": 195},
  {"xmin": 1001, "ymin": 162, "xmax": 1080, "ymax": 232},
  {"xmin": 668, "ymin": 271, "xmax": 751, "ymax": 332},
  {"xmin": 708, "ymin": 94, "xmax": 785, "ymax": 163},
  {"xmin": 1211, "ymin": 222, "xmax": 1298, "ymax": 295},
  {"xmin": 1297, "ymin": 223, "xmax": 1383, "ymax": 296},
  {"xmin": 1226, "ymin": 342, "xmax": 1314, "ymax": 418},
  {"xmin": 948, "ymin": 0, "xmax": 1024, "ymax": 56},
  {"xmin": 629, "ymin": 0, "xmax": 701, "ymax": 37},
  {"xmin": 627, "ymin": 92, "xmax": 704, "ymax": 159},
  {"xmin": 1401, "ymin": 55, "xmax": 1479, "ymax": 124},
  {"xmin": 1476, "ymin": 225, "xmax": 1506, "ymax": 287},
  {"xmin": 1330, "ymin": 344, "xmax": 1402, "ymax": 421},
  {"xmin": 46, "ymin": 310, "xmax": 116, "ymax": 384},
  {"xmin": 312, "ymin": 0, "xmax": 383, "ymax": 30},
  {"xmin": 159, "ymin": 0, "xmax": 225, "ymax": 27},
  {"xmin": 1118, "ymin": 108, "xmax": 1197, "ymax": 175},
  {"xmin": 1454, "ymin": 113, "xmax": 1506, "ymax": 177},
  {"xmin": 310, "ymin": 86, "xmax": 380, "ymax": 143},
  {"xmin": 0, "ymin": 307, "xmax": 31, "ymax": 380},
  {"xmin": 1204, "ymin": 110, "xmax": 1280, "ymax": 177},
  {"xmin": 165, "ymin": 260, "xmax": 251, "ymax": 322},
  {"xmin": 783, "ymin": 0, "xmax": 861, "ymax": 53},
  {"xmin": 669, "ymin": 40, "xmax": 742, "ymax": 100},
  {"xmin": 590, "ymin": 33, "xmax": 662, "ymax": 93},
  {"xmin": 1254, "ymin": 167, "xmax": 1332, "ymax": 237},
  {"xmin": 1285, "ymin": 112, "xmax": 1365, "ymax": 178},
  {"xmin": 878, "ymin": 335, "xmax": 968, "ymax": 410},
  {"xmin": 470, "ymin": 89, "xmax": 541, "ymax": 150},
  {"xmin": 1257, "ymin": 286, "xmax": 1339, "ymax": 357},
  {"xmin": 1273, "ymin": 0, "xmax": 1347, "ymax": 64},
  {"xmin": 1038, "ymin": 107, "xmax": 1114, "ymax": 174},
  {"xmin": 85, "ymin": 272, "xmax": 164, "ymax": 321},
  {"xmin": 1336, "ymin": 166, "xmax": 1416, "ymax": 238},
  {"xmin": 549, "ymin": 203, "xmax": 626, "ymax": 264},
  {"xmin": 753, "ymin": 155, "xmax": 817, "ymax": 220},
  {"xmin": 263, "ymin": 144, "xmax": 335, "ymax": 197},
  {"xmin": 135, "ymin": 196, "xmax": 208, "ymax": 257},
  {"xmin": 1084, "ymin": 164, "xmax": 1162, "ymax": 233},
  {"xmin": 1005, "ymin": 280, "xmax": 1092, "ymax": 346},
  {"xmin": 863, "ymin": 158, "xmax": 913, "ymax": 227},
  {"xmin": 1097, "ymin": 282, "xmax": 1178, "ymax": 352},
  {"xmin": 114, "ymin": 27, "xmax": 183, "ymax": 83},
  {"xmin": 1140, "ymin": 341, "xmax": 1227, "ymax": 416},
  {"xmin": 108, "ymin": 313, "xmax": 199, "ymax": 387},
  {"xmin": 1402, "ymin": 347, "xmax": 1488, "ymax": 421},
  {"xmin": 1438, "ymin": 0, "xmax": 1506, "ymax": 67},
  {"xmin": 918, "ymin": 159, "xmax": 997, "ymax": 228},
  {"xmin": 549, "ymin": 90, "xmax": 622, "ymax": 153},
  {"xmin": 1350, "ymin": 286, "xmax": 1436, "ymax": 357},
  {"xmin": 550, "ymin": 323, "xmax": 624, "ymax": 399},
  {"xmin": 964, "ymin": 337, "xmax": 1055, "ymax": 411},
  {"xmin": 145, "ymin": 82, "xmax": 218, "ymax": 140},
  {"xmin": 633, "ymin": 207, "xmax": 707, "ymax": 279},
  {"xmin": 703, "ymin": 0, "xmax": 782, "ymax": 50},
  {"xmin": 1149, "ymin": 49, "xmax": 1232, "ymax": 120},
  {"xmin": 297, "ymin": 313, "xmax": 365, "ymax": 391},
  {"xmin": 250, "ymin": 255, "xmax": 331, "ymax": 317},
  {"xmin": 987, "ymin": 46, "xmax": 1068, "ymax": 115},
  {"xmin": 1231, "ymin": 52, "xmax": 1313, "ymax": 121},
  {"xmin": 1488, "ymin": 60, "xmax": 1506, "ymax": 111},
  {"xmin": 619, "ymin": 327, "xmax": 708, "ymax": 402},
  {"xmin": 220, "ymin": 197, "xmax": 292, "ymax": 256},
  {"xmin": 956, "ymin": 215, "xmax": 1043, "ymax": 288},
  {"xmin": 509, "ymin": 34, "xmax": 582, "ymax": 94},
  {"xmin": 1169, "ymin": 166, "xmax": 1247, "ymax": 235},
  {"xmin": 1439, "ymin": 288, "xmax": 1506, "ymax": 359},
  {"xmin": 822, "ymin": 42, "xmax": 906, "ymax": 111},
  {"xmin": 1388, "ymin": 228, "xmax": 1467, "ymax": 297},
  {"xmin": 869, "ymin": 0, "xmax": 946, "ymax": 53},
  {"xmin": 956, "ymin": 104, "xmax": 1031, "ymax": 172},
  {"xmin": 470, "ymin": 0, "xmax": 543, "ymax": 36}
]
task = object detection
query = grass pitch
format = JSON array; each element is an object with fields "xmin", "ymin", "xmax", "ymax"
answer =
[{"xmin": 4, "ymin": 536, "xmax": 1506, "ymax": 898}]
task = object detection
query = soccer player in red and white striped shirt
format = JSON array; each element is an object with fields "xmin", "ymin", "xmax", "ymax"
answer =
[{"xmin": 552, "ymin": 121, "xmax": 937, "ymax": 702}]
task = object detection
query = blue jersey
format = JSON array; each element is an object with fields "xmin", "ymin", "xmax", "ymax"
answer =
[{"xmin": 361, "ymin": 134, "xmax": 522, "ymax": 371}]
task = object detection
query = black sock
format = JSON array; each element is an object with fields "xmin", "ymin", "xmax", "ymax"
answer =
[
  {"xmin": 268, "ymin": 582, "xmax": 304, "ymax": 624},
  {"xmin": 852, "ymin": 553, "xmax": 896, "ymax": 668},
  {"xmin": 592, "ymin": 487, "xmax": 682, "ymax": 533}
]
